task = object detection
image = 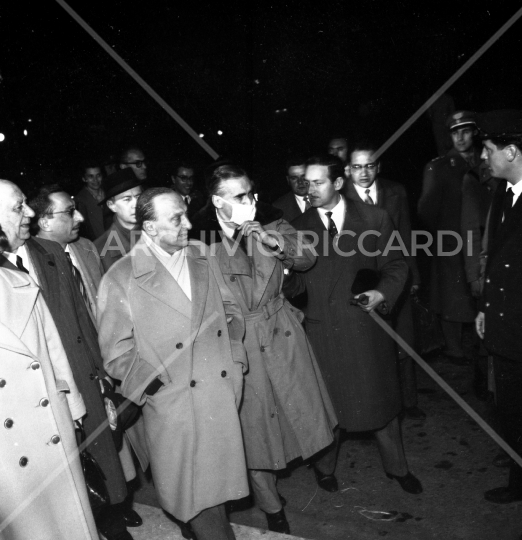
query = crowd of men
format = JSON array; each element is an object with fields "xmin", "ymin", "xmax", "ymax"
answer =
[{"xmin": 1, "ymin": 109, "xmax": 522, "ymax": 540}]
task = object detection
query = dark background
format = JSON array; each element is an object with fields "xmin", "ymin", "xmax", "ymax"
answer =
[{"xmin": 1, "ymin": 1, "xmax": 521, "ymax": 201}]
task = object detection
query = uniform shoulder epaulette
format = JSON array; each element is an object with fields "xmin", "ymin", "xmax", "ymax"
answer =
[{"xmin": 430, "ymin": 155, "xmax": 445, "ymax": 163}]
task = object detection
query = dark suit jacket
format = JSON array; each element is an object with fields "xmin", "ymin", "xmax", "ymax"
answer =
[
  {"xmin": 292, "ymin": 198, "xmax": 408, "ymax": 430},
  {"xmin": 481, "ymin": 180, "xmax": 522, "ymax": 360},
  {"xmin": 272, "ymin": 191, "xmax": 303, "ymax": 223},
  {"xmin": 0, "ymin": 237, "xmax": 127, "ymax": 503}
]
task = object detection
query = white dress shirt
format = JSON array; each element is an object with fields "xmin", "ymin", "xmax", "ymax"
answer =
[
  {"xmin": 294, "ymin": 194, "xmax": 308, "ymax": 213},
  {"xmin": 354, "ymin": 181, "xmax": 378, "ymax": 205},
  {"xmin": 2, "ymin": 243, "xmax": 40, "ymax": 285},
  {"xmin": 317, "ymin": 195, "xmax": 345, "ymax": 233},
  {"xmin": 509, "ymin": 180, "xmax": 522, "ymax": 206}
]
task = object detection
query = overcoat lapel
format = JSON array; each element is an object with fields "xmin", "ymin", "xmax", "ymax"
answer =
[
  {"xmin": 187, "ymin": 247, "xmax": 209, "ymax": 336},
  {"xmin": 251, "ymin": 240, "xmax": 278, "ymax": 309},
  {"xmin": 488, "ymin": 180, "xmax": 522, "ymax": 259}
]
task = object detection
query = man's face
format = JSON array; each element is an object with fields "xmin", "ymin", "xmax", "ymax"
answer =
[
  {"xmin": 45, "ymin": 192, "xmax": 84, "ymax": 246},
  {"xmin": 451, "ymin": 127, "xmax": 476, "ymax": 153},
  {"xmin": 305, "ymin": 165, "xmax": 343, "ymax": 210},
  {"xmin": 120, "ymin": 150, "xmax": 147, "ymax": 181},
  {"xmin": 172, "ymin": 167, "xmax": 194, "ymax": 196},
  {"xmin": 349, "ymin": 150, "xmax": 379, "ymax": 189},
  {"xmin": 0, "ymin": 181, "xmax": 35, "ymax": 251},
  {"xmin": 212, "ymin": 177, "xmax": 254, "ymax": 222},
  {"xmin": 148, "ymin": 192, "xmax": 192, "ymax": 253},
  {"xmin": 107, "ymin": 186, "xmax": 143, "ymax": 228},
  {"xmin": 82, "ymin": 167, "xmax": 103, "ymax": 191},
  {"xmin": 328, "ymin": 138, "xmax": 348, "ymax": 162},
  {"xmin": 287, "ymin": 165, "xmax": 309, "ymax": 197},
  {"xmin": 481, "ymin": 140, "xmax": 508, "ymax": 178}
]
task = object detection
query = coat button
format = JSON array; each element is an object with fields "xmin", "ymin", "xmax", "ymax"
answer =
[
  {"xmin": 0, "ymin": 379, "xmax": 5, "ymax": 388},
  {"xmin": 30, "ymin": 361, "xmax": 40, "ymax": 370},
  {"xmin": 285, "ymin": 331, "xmax": 291, "ymax": 337},
  {"xmin": 4, "ymin": 418, "xmax": 14, "ymax": 429},
  {"xmin": 190, "ymin": 380, "xmax": 196, "ymax": 387},
  {"xmin": 50, "ymin": 435, "xmax": 61, "ymax": 445},
  {"xmin": 486, "ymin": 278, "xmax": 490, "ymax": 283},
  {"xmin": 89, "ymin": 373, "xmax": 95, "ymax": 380},
  {"xmin": 273, "ymin": 328, "xmax": 279, "ymax": 335},
  {"xmin": 485, "ymin": 302, "xmax": 490, "ymax": 307},
  {"xmin": 217, "ymin": 330, "xmax": 222, "ymax": 337},
  {"xmin": 40, "ymin": 398, "xmax": 49, "ymax": 407},
  {"xmin": 230, "ymin": 276, "xmax": 236, "ymax": 282},
  {"xmin": 176, "ymin": 343, "xmax": 183, "ymax": 349},
  {"xmin": 77, "ymin": 336, "xmax": 82, "ymax": 344},
  {"xmin": 221, "ymin": 371, "xmax": 227, "ymax": 377},
  {"xmin": 19, "ymin": 457, "xmax": 28, "ymax": 467},
  {"xmin": 260, "ymin": 346, "xmax": 265, "ymax": 352}
]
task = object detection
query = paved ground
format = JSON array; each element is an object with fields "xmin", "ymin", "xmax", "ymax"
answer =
[{"xmin": 133, "ymin": 352, "xmax": 522, "ymax": 540}]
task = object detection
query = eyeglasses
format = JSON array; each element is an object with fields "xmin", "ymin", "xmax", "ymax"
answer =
[
  {"xmin": 124, "ymin": 160, "xmax": 147, "ymax": 168},
  {"xmin": 287, "ymin": 175, "xmax": 308, "ymax": 182},
  {"xmin": 176, "ymin": 175, "xmax": 194, "ymax": 181},
  {"xmin": 350, "ymin": 163, "xmax": 378, "ymax": 171},
  {"xmin": 49, "ymin": 207, "xmax": 76, "ymax": 218}
]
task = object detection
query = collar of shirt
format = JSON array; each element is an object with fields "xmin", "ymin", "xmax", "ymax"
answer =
[
  {"xmin": 3, "ymin": 243, "xmax": 39, "ymax": 285},
  {"xmin": 317, "ymin": 195, "xmax": 345, "ymax": 232},
  {"xmin": 353, "ymin": 181, "xmax": 377, "ymax": 204},
  {"xmin": 216, "ymin": 211, "xmax": 237, "ymax": 239},
  {"xmin": 294, "ymin": 194, "xmax": 308, "ymax": 213},
  {"xmin": 508, "ymin": 180, "xmax": 522, "ymax": 206}
]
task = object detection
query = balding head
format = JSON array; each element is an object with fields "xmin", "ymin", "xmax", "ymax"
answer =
[{"xmin": 0, "ymin": 179, "xmax": 36, "ymax": 251}]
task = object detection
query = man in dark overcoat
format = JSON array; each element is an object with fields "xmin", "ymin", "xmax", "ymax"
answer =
[
  {"xmin": 292, "ymin": 154, "xmax": 422, "ymax": 495},
  {"xmin": 474, "ymin": 110, "xmax": 522, "ymax": 504},
  {"xmin": 344, "ymin": 142, "xmax": 424, "ymax": 418},
  {"xmin": 272, "ymin": 155, "xmax": 310, "ymax": 223},
  {"xmin": 0, "ymin": 179, "xmax": 129, "ymax": 540}
]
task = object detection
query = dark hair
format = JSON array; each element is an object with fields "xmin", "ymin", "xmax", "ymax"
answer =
[
  {"xmin": 120, "ymin": 146, "xmax": 144, "ymax": 164},
  {"xmin": 285, "ymin": 154, "xmax": 307, "ymax": 173},
  {"xmin": 349, "ymin": 140, "xmax": 379, "ymax": 163},
  {"xmin": 0, "ymin": 224, "xmax": 8, "ymax": 252},
  {"xmin": 136, "ymin": 187, "xmax": 174, "ymax": 229},
  {"xmin": 28, "ymin": 184, "xmax": 66, "ymax": 234},
  {"xmin": 173, "ymin": 161, "xmax": 194, "ymax": 177},
  {"xmin": 305, "ymin": 154, "xmax": 345, "ymax": 183},
  {"xmin": 206, "ymin": 163, "xmax": 248, "ymax": 197},
  {"xmin": 80, "ymin": 160, "xmax": 104, "ymax": 177},
  {"xmin": 488, "ymin": 135, "xmax": 522, "ymax": 152}
]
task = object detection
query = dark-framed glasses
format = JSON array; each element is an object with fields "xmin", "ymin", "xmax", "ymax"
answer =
[
  {"xmin": 350, "ymin": 163, "xmax": 378, "ymax": 171},
  {"xmin": 287, "ymin": 175, "xmax": 308, "ymax": 183},
  {"xmin": 124, "ymin": 160, "xmax": 147, "ymax": 168},
  {"xmin": 49, "ymin": 206, "xmax": 76, "ymax": 218}
]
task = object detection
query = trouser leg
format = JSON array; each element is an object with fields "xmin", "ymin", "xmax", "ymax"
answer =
[
  {"xmin": 374, "ymin": 415, "xmax": 408, "ymax": 477},
  {"xmin": 440, "ymin": 320, "xmax": 463, "ymax": 356},
  {"xmin": 249, "ymin": 469, "xmax": 281, "ymax": 514},
  {"xmin": 399, "ymin": 355, "xmax": 418, "ymax": 408},
  {"xmin": 314, "ymin": 425, "xmax": 341, "ymax": 475},
  {"xmin": 190, "ymin": 504, "xmax": 235, "ymax": 540},
  {"xmin": 93, "ymin": 503, "xmax": 127, "ymax": 537}
]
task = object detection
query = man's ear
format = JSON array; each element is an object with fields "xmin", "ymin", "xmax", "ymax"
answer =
[
  {"xmin": 143, "ymin": 220, "xmax": 156, "ymax": 237},
  {"xmin": 334, "ymin": 176, "xmax": 345, "ymax": 191},
  {"xmin": 106, "ymin": 199, "xmax": 116, "ymax": 213},
  {"xmin": 38, "ymin": 216, "xmax": 51, "ymax": 232},
  {"xmin": 505, "ymin": 145, "xmax": 519, "ymax": 162},
  {"xmin": 212, "ymin": 195, "xmax": 224, "ymax": 209}
]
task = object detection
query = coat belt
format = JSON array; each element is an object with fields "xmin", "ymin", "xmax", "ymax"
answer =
[{"xmin": 244, "ymin": 293, "xmax": 285, "ymax": 322}]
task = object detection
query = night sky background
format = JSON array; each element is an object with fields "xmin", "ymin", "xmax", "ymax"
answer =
[{"xmin": 1, "ymin": 1, "xmax": 521, "ymax": 203}]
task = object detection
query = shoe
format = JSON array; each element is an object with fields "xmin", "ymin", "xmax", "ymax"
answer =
[
  {"xmin": 492, "ymin": 451, "xmax": 512, "ymax": 468},
  {"xmin": 312, "ymin": 465, "xmax": 339, "ymax": 492},
  {"xmin": 484, "ymin": 486, "xmax": 522, "ymax": 504},
  {"xmin": 386, "ymin": 471, "xmax": 423, "ymax": 494},
  {"xmin": 123, "ymin": 507, "xmax": 142, "ymax": 527},
  {"xmin": 265, "ymin": 508, "xmax": 290, "ymax": 534},
  {"xmin": 404, "ymin": 406, "xmax": 426, "ymax": 419},
  {"xmin": 278, "ymin": 492, "xmax": 287, "ymax": 507}
]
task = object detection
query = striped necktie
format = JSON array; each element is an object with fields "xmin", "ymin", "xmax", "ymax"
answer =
[
  {"xmin": 65, "ymin": 252, "xmax": 90, "ymax": 308},
  {"xmin": 364, "ymin": 189, "xmax": 375, "ymax": 205},
  {"xmin": 325, "ymin": 211, "xmax": 338, "ymax": 238},
  {"xmin": 303, "ymin": 196, "xmax": 311, "ymax": 211}
]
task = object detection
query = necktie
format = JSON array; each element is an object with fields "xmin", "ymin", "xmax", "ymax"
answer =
[
  {"xmin": 16, "ymin": 255, "xmax": 29, "ymax": 274},
  {"xmin": 502, "ymin": 187, "xmax": 514, "ymax": 222},
  {"xmin": 232, "ymin": 228, "xmax": 250, "ymax": 257},
  {"xmin": 325, "ymin": 211, "xmax": 338, "ymax": 238},
  {"xmin": 364, "ymin": 189, "xmax": 375, "ymax": 205},
  {"xmin": 303, "ymin": 196, "xmax": 311, "ymax": 211},
  {"xmin": 184, "ymin": 196, "xmax": 190, "ymax": 206},
  {"xmin": 65, "ymin": 252, "xmax": 90, "ymax": 308}
]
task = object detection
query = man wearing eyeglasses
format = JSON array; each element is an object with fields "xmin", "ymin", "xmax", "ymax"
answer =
[
  {"xmin": 120, "ymin": 147, "xmax": 148, "ymax": 182},
  {"xmin": 170, "ymin": 162, "xmax": 206, "ymax": 218},
  {"xmin": 0, "ymin": 179, "xmax": 132, "ymax": 540},
  {"xmin": 273, "ymin": 155, "xmax": 310, "ymax": 223},
  {"xmin": 345, "ymin": 142, "xmax": 424, "ymax": 420}
]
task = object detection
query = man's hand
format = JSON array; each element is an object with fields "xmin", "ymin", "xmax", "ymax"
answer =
[
  {"xmin": 470, "ymin": 280, "xmax": 481, "ymax": 298},
  {"xmin": 354, "ymin": 290, "xmax": 385, "ymax": 312},
  {"xmin": 410, "ymin": 284, "xmax": 420, "ymax": 295},
  {"xmin": 238, "ymin": 221, "xmax": 279, "ymax": 248},
  {"xmin": 475, "ymin": 311, "xmax": 485, "ymax": 339}
]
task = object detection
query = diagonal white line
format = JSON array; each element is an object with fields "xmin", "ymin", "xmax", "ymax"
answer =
[
  {"xmin": 54, "ymin": 0, "xmax": 220, "ymax": 160},
  {"xmin": 373, "ymin": 6, "xmax": 522, "ymax": 161}
]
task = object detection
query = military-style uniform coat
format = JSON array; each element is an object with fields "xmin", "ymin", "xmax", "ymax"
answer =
[
  {"xmin": 94, "ymin": 215, "xmax": 140, "ymax": 271},
  {"xmin": 346, "ymin": 178, "xmax": 419, "ymax": 356},
  {"xmin": 190, "ymin": 202, "xmax": 337, "ymax": 471},
  {"xmin": 97, "ymin": 239, "xmax": 249, "ymax": 522},
  {"xmin": 418, "ymin": 148, "xmax": 478, "ymax": 322},
  {"xmin": 0, "ymin": 268, "xmax": 98, "ymax": 540},
  {"xmin": 481, "ymin": 180, "xmax": 522, "ymax": 361},
  {"xmin": 292, "ymin": 198, "xmax": 409, "ymax": 431},
  {"xmin": 0, "ymin": 237, "xmax": 127, "ymax": 505}
]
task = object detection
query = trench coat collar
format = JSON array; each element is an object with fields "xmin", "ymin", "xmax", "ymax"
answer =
[
  {"xmin": 131, "ymin": 237, "xmax": 192, "ymax": 320},
  {"xmin": 0, "ymin": 269, "xmax": 39, "ymax": 356},
  {"xmin": 186, "ymin": 245, "xmax": 209, "ymax": 336}
]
